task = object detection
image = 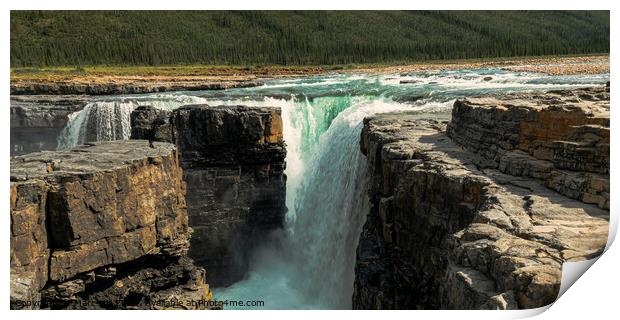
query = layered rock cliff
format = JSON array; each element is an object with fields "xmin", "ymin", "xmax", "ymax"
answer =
[
  {"xmin": 10, "ymin": 141, "xmax": 212, "ymax": 309},
  {"xmin": 11, "ymin": 79, "xmax": 263, "ymax": 95},
  {"xmin": 131, "ymin": 105, "xmax": 287, "ymax": 287},
  {"xmin": 353, "ymin": 87, "xmax": 609, "ymax": 309},
  {"xmin": 447, "ymin": 87, "xmax": 610, "ymax": 209}
]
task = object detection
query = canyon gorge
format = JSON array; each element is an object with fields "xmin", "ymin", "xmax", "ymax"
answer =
[{"xmin": 10, "ymin": 70, "xmax": 610, "ymax": 309}]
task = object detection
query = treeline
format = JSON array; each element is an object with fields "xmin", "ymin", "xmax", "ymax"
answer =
[{"xmin": 10, "ymin": 11, "xmax": 610, "ymax": 67}]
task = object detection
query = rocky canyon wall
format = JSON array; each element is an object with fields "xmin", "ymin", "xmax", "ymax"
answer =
[
  {"xmin": 10, "ymin": 141, "xmax": 212, "ymax": 309},
  {"xmin": 131, "ymin": 105, "xmax": 287, "ymax": 287},
  {"xmin": 353, "ymin": 87, "xmax": 610, "ymax": 309}
]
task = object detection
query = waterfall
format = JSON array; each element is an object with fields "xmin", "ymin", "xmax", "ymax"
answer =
[
  {"xmin": 217, "ymin": 97, "xmax": 416, "ymax": 309},
  {"xmin": 284, "ymin": 103, "xmax": 371, "ymax": 308},
  {"xmin": 56, "ymin": 95, "xmax": 208, "ymax": 150},
  {"xmin": 284, "ymin": 99, "xmax": 417, "ymax": 308},
  {"xmin": 51, "ymin": 82, "xmax": 456, "ymax": 309},
  {"xmin": 57, "ymin": 101, "xmax": 137, "ymax": 150}
]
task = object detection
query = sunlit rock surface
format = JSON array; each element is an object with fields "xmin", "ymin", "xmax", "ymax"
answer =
[
  {"xmin": 354, "ymin": 87, "xmax": 609, "ymax": 309},
  {"xmin": 447, "ymin": 87, "xmax": 610, "ymax": 209},
  {"xmin": 10, "ymin": 140, "xmax": 211, "ymax": 309}
]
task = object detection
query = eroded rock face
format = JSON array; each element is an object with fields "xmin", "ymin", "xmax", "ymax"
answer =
[
  {"xmin": 10, "ymin": 140, "xmax": 211, "ymax": 309},
  {"xmin": 131, "ymin": 105, "xmax": 287, "ymax": 287},
  {"xmin": 130, "ymin": 106, "xmax": 172, "ymax": 142},
  {"xmin": 447, "ymin": 87, "xmax": 610, "ymax": 209},
  {"xmin": 10, "ymin": 179, "xmax": 49, "ymax": 308},
  {"xmin": 354, "ymin": 88, "xmax": 609, "ymax": 310},
  {"xmin": 10, "ymin": 95, "xmax": 90, "ymax": 155}
]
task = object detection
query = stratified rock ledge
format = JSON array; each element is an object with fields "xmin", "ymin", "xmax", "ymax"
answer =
[
  {"xmin": 353, "ymin": 86, "xmax": 609, "ymax": 310},
  {"xmin": 448, "ymin": 87, "xmax": 610, "ymax": 209},
  {"xmin": 10, "ymin": 140, "xmax": 212, "ymax": 309},
  {"xmin": 11, "ymin": 79, "xmax": 264, "ymax": 95}
]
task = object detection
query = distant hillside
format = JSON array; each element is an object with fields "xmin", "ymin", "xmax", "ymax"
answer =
[{"xmin": 10, "ymin": 11, "xmax": 610, "ymax": 67}]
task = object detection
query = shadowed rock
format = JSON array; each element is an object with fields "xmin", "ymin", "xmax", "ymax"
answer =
[{"xmin": 131, "ymin": 105, "xmax": 287, "ymax": 287}]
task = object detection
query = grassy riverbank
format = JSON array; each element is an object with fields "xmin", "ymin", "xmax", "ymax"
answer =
[{"xmin": 10, "ymin": 55, "xmax": 610, "ymax": 85}]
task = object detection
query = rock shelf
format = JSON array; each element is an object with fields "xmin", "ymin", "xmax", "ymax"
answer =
[{"xmin": 353, "ymin": 86, "xmax": 610, "ymax": 309}]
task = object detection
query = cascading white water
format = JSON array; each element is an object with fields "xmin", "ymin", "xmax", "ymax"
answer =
[
  {"xmin": 285, "ymin": 99, "xmax": 414, "ymax": 308},
  {"xmin": 216, "ymin": 98, "xmax": 428, "ymax": 309},
  {"xmin": 57, "ymin": 95, "xmax": 208, "ymax": 150},
  {"xmin": 57, "ymin": 101, "xmax": 136, "ymax": 150},
  {"xmin": 57, "ymin": 103, "xmax": 94, "ymax": 150}
]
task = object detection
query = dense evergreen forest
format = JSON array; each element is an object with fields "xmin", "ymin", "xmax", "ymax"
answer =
[{"xmin": 10, "ymin": 11, "xmax": 610, "ymax": 67}]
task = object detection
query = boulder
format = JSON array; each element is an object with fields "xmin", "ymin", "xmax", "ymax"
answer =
[{"xmin": 130, "ymin": 106, "xmax": 172, "ymax": 142}]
